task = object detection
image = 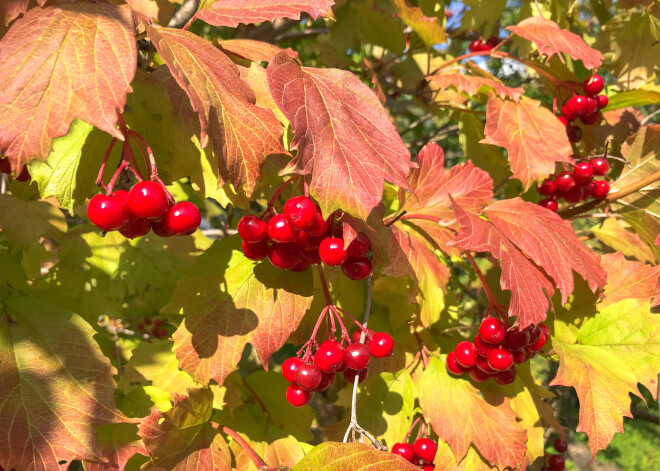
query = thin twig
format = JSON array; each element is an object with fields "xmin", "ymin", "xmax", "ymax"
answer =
[{"xmin": 641, "ymin": 108, "xmax": 660, "ymax": 125}]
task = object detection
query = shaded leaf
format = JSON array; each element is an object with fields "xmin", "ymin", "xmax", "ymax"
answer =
[
  {"xmin": 481, "ymin": 95, "xmax": 573, "ymax": 190},
  {"xmin": 600, "ymin": 252, "xmax": 660, "ymax": 309},
  {"xmin": 0, "ymin": 3, "xmax": 136, "ymax": 169},
  {"xmin": 340, "ymin": 205, "xmax": 392, "ymax": 267},
  {"xmin": 427, "ymin": 72, "xmax": 524, "ymax": 101},
  {"xmin": 592, "ymin": 218, "xmax": 655, "ymax": 263},
  {"xmin": 507, "ymin": 16, "xmax": 603, "ymax": 69},
  {"xmin": 293, "ymin": 442, "xmax": 419, "ymax": 470},
  {"xmin": 267, "ymin": 52, "xmax": 413, "ymax": 221},
  {"xmin": 125, "ymin": 0, "xmax": 174, "ymax": 25},
  {"xmin": 456, "ymin": 0, "xmax": 506, "ymax": 36},
  {"xmin": 230, "ymin": 435, "xmax": 305, "ymax": 471},
  {"xmin": 218, "ymin": 39, "xmax": 299, "ymax": 63},
  {"xmin": 354, "ymin": 0, "xmax": 406, "ymax": 55},
  {"xmin": 622, "ymin": 209, "xmax": 660, "ymax": 263},
  {"xmin": 393, "ymin": 0, "xmax": 447, "ymax": 48},
  {"xmin": 0, "ymin": 194, "xmax": 67, "ymax": 251},
  {"xmin": 83, "ymin": 423, "xmax": 141, "ymax": 471},
  {"xmin": 196, "ymin": 0, "xmax": 335, "ymax": 27}
]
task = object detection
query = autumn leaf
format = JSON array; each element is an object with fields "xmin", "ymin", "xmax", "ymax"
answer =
[
  {"xmin": 147, "ymin": 26, "xmax": 288, "ymax": 196},
  {"xmin": 341, "ymin": 205, "xmax": 392, "ymax": 267},
  {"xmin": 393, "ymin": 0, "xmax": 447, "ymax": 48},
  {"xmin": 0, "ymin": 3, "xmax": 136, "ymax": 170},
  {"xmin": 267, "ymin": 52, "xmax": 414, "ymax": 221},
  {"xmin": 591, "ymin": 217, "xmax": 656, "ymax": 263},
  {"xmin": 480, "ymin": 95, "xmax": 573, "ymax": 190},
  {"xmin": 427, "ymin": 72, "xmax": 524, "ymax": 101},
  {"xmin": 164, "ymin": 237, "xmax": 314, "ymax": 386},
  {"xmin": 551, "ymin": 299, "xmax": 660, "ymax": 457},
  {"xmin": 138, "ymin": 388, "xmax": 231, "ymax": 470},
  {"xmin": 0, "ymin": 194, "xmax": 67, "ymax": 251},
  {"xmin": 600, "ymin": 252, "xmax": 660, "ymax": 309},
  {"xmin": 231, "ymin": 435, "xmax": 305, "ymax": 471},
  {"xmin": 418, "ymin": 357, "xmax": 527, "ymax": 469},
  {"xmin": 218, "ymin": 39, "xmax": 299, "ymax": 63},
  {"xmin": 293, "ymin": 442, "xmax": 420, "ymax": 470},
  {"xmin": 83, "ymin": 423, "xmax": 141, "ymax": 471},
  {"xmin": 196, "ymin": 0, "xmax": 335, "ymax": 28},
  {"xmin": 0, "ymin": 296, "xmax": 129, "ymax": 470},
  {"xmin": 507, "ymin": 16, "xmax": 603, "ymax": 69}
]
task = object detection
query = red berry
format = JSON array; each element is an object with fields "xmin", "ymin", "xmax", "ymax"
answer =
[
  {"xmin": 137, "ymin": 323, "xmax": 145, "ymax": 331},
  {"xmin": 548, "ymin": 454, "xmax": 565, "ymax": 471},
  {"xmin": 369, "ymin": 332, "xmax": 394, "ymax": 358},
  {"xmin": 128, "ymin": 181, "xmax": 169, "ymax": 220},
  {"xmin": 112, "ymin": 189, "xmax": 132, "ymax": 220},
  {"xmin": 282, "ymin": 357, "xmax": 303, "ymax": 383},
  {"xmin": 583, "ymin": 97, "xmax": 598, "ymax": 116},
  {"xmin": 539, "ymin": 198, "xmax": 558, "ymax": 212},
  {"xmin": 469, "ymin": 367, "xmax": 492, "ymax": 382},
  {"xmin": 526, "ymin": 324, "xmax": 541, "ymax": 344},
  {"xmin": 314, "ymin": 341, "xmax": 344, "ymax": 372},
  {"xmin": 474, "ymin": 335, "xmax": 497, "ymax": 356},
  {"xmin": 152, "ymin": 220, "xmax": 173, "ymax": 237},
  {"xmin": 268, "ymin": 243, "xmax": 299, "ymax": 269},
  {"xmin": 292, "ymin": 258, "xmax": 311, "ymax": 272},
  {"xmin": 583, "ymin": 74, "xmax": 604, "ymax": 96},
  {"xmin": 319, "ymin": 237, "xmax": 348, "ymax": 266},
  {"xmin": 343, "ymin": 368, "xmax": 367, "ymax": 384},
  {"xmin": 267, "ymin": 214, "xmax": 299, "ymax": 243},
  {"xmin": 504, "ymin": 328, "xmax": 530, "ymax": 349},
  {"xmin": 561, "ymin": 104, "xmax": 578, "ymax": 122},
  {"xmin": 413, "ymin": 438, "xmax": 437, "ymax": 463},
  {"xmin": 295, "ymin": 363, "xmax": 322, "ymax": 391},
  {"xmin": 527, "ymin": 331, "xmax": 548, "ymax": 352},
  {"xmin": 119, "ymin": 218, "xmax": 151, "ymax": 239},
  {"xmin": 565, "ymin": 95, "xmax": 587, "ymax": 116},
  {"xmin": 479, "ymin": 318, "xmax": 506, "ymax": 344},
  {"xmin": 422, "ymin": 464, "xmax": 435, "ymax": 471},
  {"xmin": 555, "ymin": 171, "xmax": 576, "ymax": 192},
  {"xmin": 488, "ymin": 348, "xmax": 514, "ymax": 371},
  {"xmin": 0, "ymin": 158, "xmax": 10, "ymax": 174},
  {"xmin": 242, "ymin": 240, "xmax": 269, "ymax": 261},
  {"xmin": 590, "ymin": 180, "xmax": 609, "ymax": 199},
  {"xmin": 468, "ymin": 39, "xmax": 483, "ymax": 53},
  {"xmin": 573, "ymin": 161, "xmax": 594, "ymax": 183},
  {"xmin": 162, "ymin": 201, "xmax": 201, "ymax": 235},
  {"xmin": 554, "ymin": 438, "xmax": 568, "ymax": 452},
  {"xmin": 312, "ymin": 371, "xmax": 335, "ymax": 392},
  {"xmin": 510, "ymin": 348, "xmax": 526, "ymax": 364},
  {"xmin": 494, "ymin": 368, "xmax": 517, "ymax": 385},
  {"xmin": 566, "ymin": 125, "xmax": 582, "ymax": 143},
  {"xmin": 284, "ymin": 196, "xmax": 317, "ymax": 230},
  {"xmin": 238, "ymin": 215, "xmax": 267, "ymax": 242},
  {"xmin": 341, "ymin": 257, "xmax": 372, "ymax": 280},
  {"xmin": 579, "ymin": 111, "xmax": 600, "ymax": 125},
  {"xmin": 295, "ymin": 231, "xmax": 317, "ymax": 251},
  {"xmin": 476, "ymin": 355, "xmax": 496, "ymax": 374},
  {"xmin": 596, "ymin": 94, "xmax": 609, "ymax": 109},
  {"xmin": 454, "ymin": 341, "xmax": 477, "ymax": 368},
  {"xmin": 15, "ymin": 166, "xmax": 30, "ymax": 182},
  {"xmin": 347, "ymin": 233, "xmax": 371, "ymax": 257},
  {"xmin": 306, "ymin": 205, "xmax": 332, "ymax": 236},
  {"xmin": 343, "ymin": 343, "xmax": 371, "ymax": 370},
  {"xmin": 351, "ymin": 328, "xmax": 374, "ymax": 345},
  {"xmin": 88, "ymin": 194, "xmax": 130, "ymax": 231},
  {"xmin": 538, "ymin": 323, "xmax": 550, "ymax": 338},
  {"xmin": 486, "ymin": 36, "xmax": 499, "ymax": 47},
  {"xmin": 153, "ymin": 319, "xmax": 163, "ymax": 327},
  {"xmin": 286, "ymin": 384, "xmax": 311, "ymax": 407},
  {"xmin": 538, "ymin": 178, "xmax": 556, "ymax": 196},
  {"xmin": 446, "ymin": 351, "xmax": 467, "ymax": 375},
  {"xmin": 391, "ymin": 443, "xmax": 415, "ymax": 462},
  {"xmin": 590, "ymin": 157, "xmax": 609, "ymax": 176},
  {"xmin": 557, "ymin": 115, "xmax": 568, "ymax": 127},
  {"xmin": 144, "ymin": 317, "xmax": 152, "ymax": 325},
  {"xmin": 301, "ymin": 247, "xmax": 322, "ymax": 265},
  {"xmin": 563, "ymin": 182, "xmax": 591, "ymax": 203}
]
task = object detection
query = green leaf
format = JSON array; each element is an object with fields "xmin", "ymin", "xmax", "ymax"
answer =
[
  {"xmin": 84, "ymin": 423, "xmax": 141, "ymax": 471},
  {"xmin": 604, "ymin": 86, "xmax": 660, "ymax": 111},
  {"xmin": 591, "ymin": 217, "xmax": 655, "ymax": 263},
  {"xmin": 456, "ymin": 0, "xmax": 506, "ymax": 35},
  {"xmin": 0, "ymin": 194, "xmax": 67, "ymax": 251},
  {"xmin": 355, "ymin": 0, "xmax": 406, "ymax": 55},
  {"xmin": 459, "ymin": 114, "xmax": 509, "ymax": 185},
  {"xmin": 393, "ymin": 0, "xmax": 447, "ymax": 48},
  {"xmin": 294, "ymin": 442, "xmax": 420, "ymax": 470},
  {"xmin": 230, "ymin": 434, "xmax": 305, "ymax": 471}
]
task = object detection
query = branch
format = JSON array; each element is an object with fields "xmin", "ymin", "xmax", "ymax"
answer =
[
  {"xmin": 169, "ymin": 0, "xmax": 199, "ymax": 29},
  {"xmin": 212, "ymin": 424, "xmax": 268, "ymax": 469}
]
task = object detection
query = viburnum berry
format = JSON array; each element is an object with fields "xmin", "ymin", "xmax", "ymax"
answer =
[
  {"xmin": 313, "ymin": 371, "xmax": 335, "ymax": 392},
  {"xmin": 473, "ymin": 334, "xmax": 497, "ymax": 356},
  {"xmin": 369, "ymin": 332, "xmax": 394, "ymax": 358},
  {"xmin": 351, "ymin": 328, "xmax": 374, "ymax": 344},
  {"xmin": 152, "ymin": 220, "xmax": 173, "ymax": 238},
  {"xmin": 583, "ymin": 97, "xmax": 598, "ymax": 116},
  {"xmin": 505, "ymin": 328, "xmax": 530, "ymax": 349},
  {"xmin": 422, "ymin": 464, "xmax": 435, "ymax": 471},
  {"xmin": 469, "ymin": 366, "xmax": 492, "ymax": 382},
  {"xmin": 343, "ymin": 368, "xmax": 367, "ymax": 384},
  {"xmin": 539, "ymin": 198, "xmax": 558, "ymax": 212},
  {"xmin": 341, "ymin": 257, "xmax": 373, "ymax": 280},
  {"xmin": 446, "ymin": 351, "xmax": 467, "ymax": 375},
  {"xmin": 565, "ymin": 95, "xmax": 587, "ymax": 116},
  {"xmin": 119, "ymin": 218, "xmax": 152, "ymax": 239},
  {"xmin": 242, "ymin": 240, "xmax": 269, "ymax": 261},
  {"xmin": 301, "ymin": 247, "xmax": 322, "ymax": 265},
  {"xmin": 554, "ymin": 438, "xmax": 568, "ymax": 452},
  {"xmin": 548, "ymin": 454, "xmax": 566, "ymax": 471},
  {"xmin": 268, "ymin": 243, "xmax": 299, "ymax": 269},
  {"xmin": 128, "ymin": 181, "xmax": 169, "ymax": 220},
  {"xmin": 538, "ymin": 178, "xmax": 556, "ymax": 197},
  {"xmin": 319, "ymin": 237, "xmax": 348, "ymax": 266},
  {"xmin": 347, "ymin": 233, "xmax": 371, "ymax": 257},
  {"xmin": 314, "ymin": 341, "xmax": 344, "ymax": 372},
  {"xmin": 476, "ymin": 355, "xmax": 496, "ymax": 374},
  {"xmin": 391, "ymin": 443, "xmax": 415, "ymax": 462},
  {"xmin": 306, "ymin": 205, "xmax": 332, "ymax": 236},
  {"xmin": 561, "ymin": 104, "xmax": 578, "ymax": 122},
  {"xmin": 488, "ymin": 348, "xmax": 514, "ymax": 371},
  {"xmin": 413, "ymin": 438, "xmax": 437, "ymax": 463},
  {"xmin": 486, "ymin": 36, "xmax": 499, "ymax": 47},
  {"xmin": 88, "ymin": 194, "xmax": 130, "ymax": 231},
  {"xmin": 282, "ymin": 357, "xmax": 303, "ymax": 383},
  {"xmin": 563, "ymin": 183, "xmax": 590, "ymax": 203},
  {"xmin": 454, "ymin": 341, "xmax": 477, "ymax": 368},
  {"xmin": 590, "ymin": 180, "xmax": 610, "ymax": 199},
  {"xmin": 555, "ymin": 171, "xmax": 576, "ymax": 192},
  {"xmin": 510, "ymin": 347, "xmax": 526, "ymax": 364},
  {"xmin": 573, "ymin": 161, "xmax": 594, "ymax": 183},
  {"xmin": 295, "ymin": 363, "xmax": 322, "ymax": 391},
  {"xmin": 580, "ymin": 112, "xmax": 600, "ymax": 125},
  {"xmin": 267, "ymin": 214, "xmax": 299, "ymax": 243},
  {"xmin": 284, "ymin": 196, "xmax": 317, "ymax": 230},
  {"xmin": 292, "ymin": 258, "xmax": 311, "ymax": 272},
  {"xmin": 590, "ymin": 157, "xmax": 610, "ymax": 176},
  {"xmin": 238, "ymin": 215, "xmax": 267, "ymax": 242},
  {"xmin": 494, "ymin": 368, "xmax": 517, "ymax": 385},
  {"xmin": 596, "ymin": 94, "xmax": 609, "ymax": 109},
  {"xmin": 566, "ymin": 125, "xmax": 583, "ymax": 143},
  {"xmin": 343, "ymin": 343, "xmax": 371, "ymax": 370},
  {"xmin": 583, "ymin": 74, "xmax": 604, "ymax": 96},
  {"xmin": 527, "ymin": 330, "xmax": 548, "ymax": 352},
  {"xmin": 468, "ymin": 39, "xmax": 483, "ymax": 53},
  {"xmin": 162, "ymin": 201, "xmax": 201, "ymax": 235},
  {"xmin": 479, "ymin": 318, "xmax": 506, "ymax": 344},
  {"xmin": 557, "ymin": 115, "xmax": 568, "ymax": 127},
  {"xmin": 286, "ymin": 384, "xmax": 311, "ymax": 407}
]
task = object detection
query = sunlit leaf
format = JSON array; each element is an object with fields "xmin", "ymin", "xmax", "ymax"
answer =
[
  {"xmin": 599, "ymin": 252, "xmax": 660, "ymax": 309},
  {"xmin": 218, "ymin": 39, "xmax": 299, "ymax": 63},
  {"xmin": 196, "ymin": 0, "xmax": 335, "ymax": 27},
  {"xmin": 230, "ymin": 434, "xmax": 305, "ymax": 471},
  {"xmin": 294, "ymin": 442, "xmax": 419, "ymax": 470},
  {"xmin": 393, "ymin": 0, "xmax": 447, "ymax": 48},
  {"xmin": 83, "ymin": 423, "xmax": 141, "ymax": 471},
  {"xmin": 592, "ymin": 218, "xmax": 655, "ymax": 263},
  {"xmin": 427, "ymin": 72, "xmax": 524, "ymax": 101}
]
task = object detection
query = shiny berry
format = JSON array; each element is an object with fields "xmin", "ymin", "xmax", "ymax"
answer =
[
  {"xmin": 391, "ymin": 443, "xmax": 415, "ymax": 462},
  {"xmin": 538, "ymin": 178, "xmax": 556, "ymax": 196},
  {"xmin": 282, "ymin": 357, "xmax": 303, "ymax": 383},
  {"xmin": 538, "ymin": 323, "xmax": 550, "ymax": 338},
  {"xmin": 286, "ymin": 384, "xmax": 311, "ymax": 407},
  {"xmin": 583, "ymin": 97, "xmax": 598, "ymax": 116},
  {"xmin": 566, "ymin": 125, "xmax": 582, "ymax": 143},
  {"xmin": 119, "ymin": 218, "xmax": 151, "ymax": 239},
  {"xmin": 557, "ymin": 115, "xmax": 568, "ymax": 127},
  {"xmin": 590, "ymin": 157, "xmax": 609, "ymax": 176},
  {"xmin": 475, "ymin": 354, "xmax": 496, "ymax": 374},
  {"xmin": 573, "ymin": 162, "xmax": 594, "ymax": 183},
  {"xmin": 152, "ymin": 220, "xmax": 173, "ymax": 238},
  {"xmin": 494, "ymin": 368, "xmax": 517, "ymax": 385},
  {"xmin": 468, "ymin": 39, "xmax": 483, "ymax": 53},
  {"xmin": 347, "ymin": 233, "xmax": 371, "ymax": 257},
  {"xmin": 343, "ymin": 368, "xmax": 367, "ymax": 384},
  {"xmin": 306, "ymin": 206, "xmax": 332, "ymax": 236},
  {"xmin": 596, "ymin": 94, "xmax": 608, "ymax": 109},
  {"xmin": 479, "ymin": 318, "xmax": 506, "ymax": 344},
  {"xmin": 548, "ymin": 454, "xmax": 565, "ymax": 470},
  {"xmin": 486, "ymin": 36, "xmax": 499, "ymax": 47},
  {"xmin": 268, "ymin": 243, "xmax": 299, "ymax": 269},
  {"xmin": 267, "ymin": 214, "xmax": 298, "ymax": 243},
  {"xmin": 561, "ymin": 104, "xmax": 578, "ymax": 122},
  {"xmin": 162, "ymin": 201, "xmax": 201, "ymax": 235},
  {"xmin": 413, "ymin": 438, "xmax": 437, "ymax": 463},
  {"xmin": 301, "ymin": 247, "xmax": 322, "ymax": 265},
  {"xmin": 369, "ymin": 332, "xmax": 394, "ymax": 358},
  {"xmin": 554, "ymin": 438, "xmax": 568, "ymax": 452},
  {"xmin": 580, "ymin": 112, "xmax": 600, "ymax": 125},
  {"xmin": 319, "ymin": 237, "xmax": 348, "ymax": 266},
  {"xmin": 313, "ymin": 371, "xmax": 335, "ymax": 392},
  {"xmin": 238, "ymin": 215, "xmax": 267, "ymax": 242},
  {"xmin": 341, "ymin": 257, "xmax": 372, "ymax": 280},
  {"xmin": 351, "ymin": 328, "xmax": 374, "ymax": 344},
  {"xmin": 242, "ymin": 240, "xmax": 269, "ymax": 261},
  {"xmin": 474, "ymin": 335, "xmax": 497, "ymax": 356},
  {"xmin": 295, "ymin": 363, "xmax": 322, "ymax": 391},
  {"xmin": 555, "ymin": 171, "xmax": 576, "ymax": 192},
  {"xmin": 510, "ymin": 348, "xmax": 526, "ymax": 364},
  {"xmin": 583, "ymin": 74, "xmax": 604, "ymax": 96},
  {"xmin": 454, "ymin": 341, "xmax": 477, "ymax": 368},
  {"xmin": 469, "ymin": 367, "xmax": 492, "ymax": 382},
  {"xmin": 590, "ymin": 180, "xmax": 610, "ymax": 199},
  {"xmin": 488, "ymin": 348, "xmax": 514, "ymax": 371},
  {"xmin": 565, "ymin": 95, "xmax": 587, "ymax": 116},
  {"xmin": 527, "ymin": 331, "xmax": 548, "ymax": 352},
  {"xmin": 344, "ymin": 343, "xmax": 371, "ymax": 370},
  {"xmin": 314, "ymin": 341, "xmax": 344, "ymax": 372},
  {"xmin": 292, "ymin": 258, "xmax": 311, "ymax": 272},
  {"xmin": 88, "ymin": 194, "xmax": 130, "ymax": 231},
  {"xmin": 539, "ymin": 198, "xmax": 558, "ymax": 212},
  {"xmin": 505, "ymin": 328, "xmax": 530, "ymax": 349},
  {"xmin": 446, "ymin": 352, "xmax": 467, "ymax": 375},
  {"xmin": 128, "ymin": 181, "xmax": 169, "ymax": 220},
  {"xmin": 284, "ymin": 196, "xmax": 317, "ymax": 230},
  {"xmin": 564, "ymin": 182, "xmax": 591, "ymax": 203},
  {"xmin": 422, "ymin": 464, "xmax": 435, "ymax": 471}
]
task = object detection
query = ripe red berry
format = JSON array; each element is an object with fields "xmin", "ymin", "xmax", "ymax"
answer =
[
  {"xmin": 314, "ymin": 341, "xmax": 344, "ymax": 372},
  {"xmin": 301, "ymin": 247, "xmax": 322, "ymax": 265},
  {"xmin": 347, "ymin": 233, "xmax": 371, "ymax": 257},
  {"xmin": 476, "ymin": 355, "xmax": 496, "ymax": 374},
  {"xmin": 88, "ymin": 194, "xmax": 130, "ymax": 231},
  {"xmin": 527, "ymin": 331, "xmax": 548, "ymax": 352},
  {"xmin": 583, "ymin": 74, "xmax": 604, "ymax": 96},
  {"xmin": 561, "ymin": 104, "xmax": 578, "ymax": 122},
  {"xmin": 282, "ymin": 357, "xmax": 303, "ymax": 383},
  {"xmin": 292, "ymin": 258, "xmax": 311, "ymax": 272},
  {"xmin": 554, "ymin": 438, "xmax": 568, "ymax": 452},
  {"xmin": 351, "ymin": 328, "xmax": 374, "ymax": 344},
  {"xmin": 422, "ymin": 464, "xmax": 435, "ymax": 471},
  {"xmin": 557, "ymin": 115, "xmax": 568, "ymax": 127},
  {"xmin": 391, "ymin": 443, "xmax": 415, "ymax": 462},
  {"xmin": 137, "ymin": 323, "xmax": 145, "ymax": 331},
  {"xmin": 555, "ymin": 171, "xmax": 576, "ymax": 192},
  {"xmin": 268, "ymin": 243, "xmax": 299, "ymax": 269},
  {"xmin": 590, "ymin": 157, "xmax": 609, "ymax": 176},
  {"xmin": 565, "ymin": 95, "xmax": 587, "ymax": 116},
  {"xmin": 573, "ymin": 161, "xmax": 594, "ymax": 183},
  {"xmin": 538, "ymin": 323, "xmax": 550, "ymax": 338},
  {"xmin": 454, "ymin": 341, "xmax": 477, "ymax": 368},
  {"xmin": 237, "ymin": 215, "xmax": 267, "ymax": 242},
  {"xmin": 152, "ymin": 220, "xmax": 173, "ymax": 238},
  {"xmin": 469, "ymin": 367, "xmax": 492, "ymax": 382},
  {"xmin": 343, "ymin": 368, "xmax": 367, "ymax": 384},
  {"xmin": 284, "ymin": 196, "xmax": 317, "ymax": 230},
  {"xmin": 162, "ymin": 201, "xmax": 201, "ymax": 235},
  {"xmin": 15, "ymin": 166, "xmax": 30, "ymax": 182},
  {"xmin": 505, "ymin": 328, "xmax": 530, "ymax": 349},
  {"xmin": 369, "ymin": 332, "xmax": 394, "ymax": 358},
  {"xmin": 579, "ymin": 112, "xmax": 600, "ymax": 125},
  {"xmin": 319, "ymin": 237, "xmax": 348, "ymax": 266},
  {"xmin": 488, "ymin": 348, "xmax": 514, "ymax": 371},
  {"xmin": 267, "ymin": 214, "xmax": 299, "ymax": 243},
  {"xmin": 128, "ymin": 181, "xmax": 169, "ymax": 220},
  {"xmin": 286, "ymin": 384, "xmax": 311, "ymax": 407},
  {"xmin": 486, "ymin": 36, "xmax": 499, "ymax": 47},
  {"xmin": 119, "ymin": 218, "xmax": 152, "ymax": 239},
  {"xmin": 539, "ymin": 198, "xmax": 558, "ymax": 212},
  {"xmin": 583, "ymin": 97, "xmax": 598, "ymax": 116},
  {"xmin": 306, "ymin": 205, "xmax": 331, "ymax": 236},
  {"xmin": 413, "ymin": 438, "xmax": 437, "ymax": 463},
  {"xmin": 313, "ymin": 371, "xmax": 335, "ymax": 392},
  {"xmin": 295, "ymin": 363, "xmax": 322, "ymax": 391},
  {"xmin": 468, "ymin": 39, "xmax": 483, "ymax": 53},
  {"xmin": 479, "ymin": 318, "xmax": 506, "ymax": 344},
  {"xmin": 596, "ymin": 94, "xmax": 608, "ymax": 109},
  {"xmin": 563, "ymin": 182, "xmax": 591, "ymax": 203},
  {"xmin": 494, "ymin": 368, "xmax": 517, "ymax": 385},
  {"xmin": 566, "ymin": 125, "xmax": 582, "ymax": 143},
  {"xmin": 548, "ymin": 454, "xmax": 565, "ymax": 470},
  {"xmin": 590, "ymin": 180, "xmax": 610, "ymax": 199},
  {"xmin": 446, "ymin": 351, "xmax": 467, "ymax": 375},
  {"xmin": 341, "ymin": 257, "xmax": 373, "ymax": 280},
  {"xmin": 344, "ymin": 343, "xmax": 371, "ymax": 370},
  {"xmin": 538, "ymin": 178, "xmax": 556, "ymax": 196},
  {"xmin": 242, "ymin": 240, "xmax": 269, "ymax": 261},
  {"xmin": 474, "ymin": 335, "xmax": 497, "ymax": 356},
  {"xmin": 510, "ymin": 348, "xmax": 526, "ymax": 364}
]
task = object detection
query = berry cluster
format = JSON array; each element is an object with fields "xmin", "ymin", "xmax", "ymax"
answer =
[
  {"xmin": 391, "ymin": 438, "xmax": 437, "ymax": 470},
  {"xmin": 238, "ymin": 195, "xmax": 373, "ymax": 279},
  {"xmin": 538, "ymin": 157, "xmax": 610, "ymax": 212},
  {"xmin": 0, "ymin": 157, "xmax": 30, "ymax": 182},
  {"xmin": 558, "ymin": 74, "xmax": 608, "ymax": 144},
  {"xmin": 446, "ymin": 318, "xmax": 549, "ymax": 384},
  {"xmin": 468, "ymin": 36, "xmax": 498, "ymax": 52},
  {"xmin": 88, "ymin": 180, "xmax": 201, "ymax": 239},
  {"xmin": 283, "ymin": 328, "xmax": 394, "ymax": 407},
  {"xmin": 136, "ymin": 316, "xmax": 168, "ymax": 339},
  {"xmin": 543, "ymin": 438, "xmax": 569, "ymax": 471}
]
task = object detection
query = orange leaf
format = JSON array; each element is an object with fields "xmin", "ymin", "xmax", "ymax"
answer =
[
  {"xmin": 0, "ymin": 3, "xmax": 136, "ymax": 170},
  {"xmin": 196, "ymin": 0, "xmax": 335, "ymax": 28},
  {"xmin": 481, "ymin": 95, "xmax": 573, "ymax": 190},
  {"xmin": 427, "ymin": 72, "xmax": 524, "ymax": 101},
  {"xmin": 600, "ymin": 252, "xmax": 660, "ymax": 309},
  {"xmin": 218, "ymin": 39, "xmax": 299, "ymax": 63},
  {"xmin": 295, "ymin": 442, "xmax": 420, "ymax": 470}
]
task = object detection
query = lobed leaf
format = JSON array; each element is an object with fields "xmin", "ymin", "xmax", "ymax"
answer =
[
  {"xmin": 218, "ymin": 39, "xmax": 299, "ymax": 63},
  {"xmin": 591, "ymin": 218, "xmax": 656, "ymax": 263},
  {"xmin": 0, "ymin": 194, "xmax": 67, "ymax": 251},
  {"xmin": 293, "ymin": 442, "xmax": 420, "ymax": 470},
  {"xmin": 230, "ymin": 435, "xmax": 305, "ymax": 471},
  {"xmin": 196, "ymin": 0, "xmax": 335, "ymax": 28},
  {"xmin": 599, "ymin": 252, "xmax": 660, "ymax": 309},
  {"xmin": 427, "ymin": 72, "xmax": 524, "ymax": 101},
  {"xmin": 393, "ymin": 0, "xmax": 447, "ymax": 48},
  {"xmin": 83, "ymin": 423, "xmax": 141, "ymax": 471}
]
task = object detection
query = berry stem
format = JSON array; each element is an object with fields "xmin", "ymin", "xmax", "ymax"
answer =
[
  {"xmin": 316, "ymin": 265, "xmax": 333, "ymax": 306},
  {"xmin": 303, "ymin": 177, "xmax": 310, "ymax": 198},
  {"xmin": 126, "ymin": 129, "xmax": 159, "ymax": 179},
  {"xmin": 465, "ymin": 252, "xmax": 498, "ymax": 306},
  {"xmin": 267, "ymin": 178, "xmax": 294, "ymax": 209},
  {"xmin": 96, "ymin": 137, "xmax": 118, "ymax": 189},
  {"xmin": 297, "ymin": 306, "xmax": 330, "ymax": 360},
  {"xmin": 329, "ymin": 306, "xmax": 350, "ymax": 342},
  {"xmin": 384, "ymin": 210, "xmax": 408, "ymax": 226},
  {"xmin": 212, "ymin": 423, "xmax": 267, "ymax": 469},
  {"xmin": 126, "ymin": 130, "xmax": 153, "ymax": 179},
  {"xmin": 105, "ymin": 159, "xmax": 130, "ymax": 195},
  {"xmin": 334, "ymin": 306, "xmax": 371, "ymax": 338},
  {"xmin": 403, "ymin": 416, "xmax": 423, "ymax": 442}
]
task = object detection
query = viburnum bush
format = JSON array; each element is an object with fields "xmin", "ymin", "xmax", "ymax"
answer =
[{"xmin": 0, "ymin": 1, "xmax": 659, "ymax": 470}]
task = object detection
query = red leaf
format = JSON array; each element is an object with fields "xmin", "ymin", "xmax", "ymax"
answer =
[
  {"xmin": 83, "ymin": 424, "xmax": 141, "ymax": 471},
  {"xmin": 218, "ymin": 39, "xmax": 299, "ymax": 63},
  {"xmin": 196, "ymin": 0, "xmax": 335, "ymax": 28},
  {"xmin": 427, "ymin": 72, "xmax": 524, "ymax": 101},
  {"xmin": 267, "ymin": 52, "xmax": 414, "ymax": 221},
  {"xmin": 600, "ymin": 252, "xmax": 660, "ymax": 309},
  {"xmin": 147, "ymin": 26, "xmax": 288, "ymax": 196},
  {"xmin": 507, "ymin": 16, "xmax": 603, "ymax": 69},
  {"xmin": 481, "ymin": 95, "xmax": 574, "ymax": 190},
  {"xmin": 0, "ymin": 3, "xmax": 136, "ymax": 170}
]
